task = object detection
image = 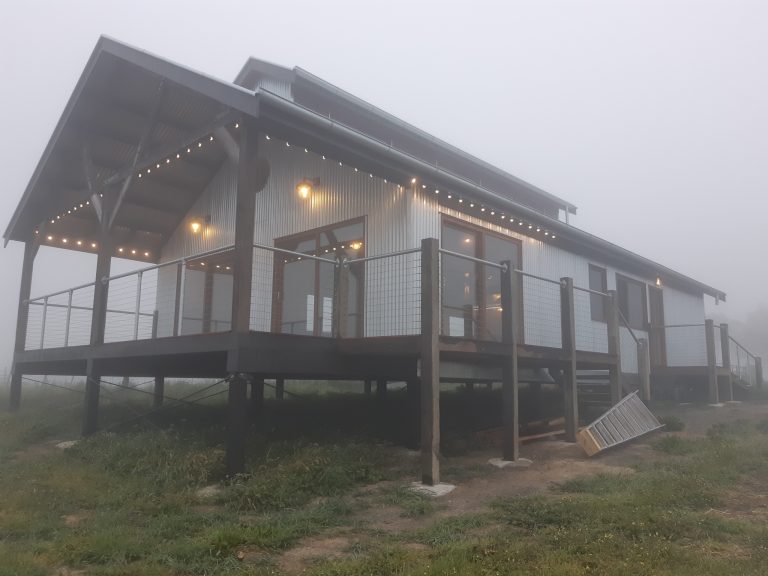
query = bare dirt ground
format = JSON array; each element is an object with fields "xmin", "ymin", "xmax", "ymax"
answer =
[{"xmin": 274, "ymin": 401, "xmax": 768, "ymax": 573}]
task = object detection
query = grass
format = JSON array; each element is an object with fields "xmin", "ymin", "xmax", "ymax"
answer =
[{"xmin": 2, "ymin": 382, "xmax": 768, "ymax": 574}]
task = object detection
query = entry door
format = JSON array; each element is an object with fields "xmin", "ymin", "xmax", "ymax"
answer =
[
  {"xmin": 648, "ymin": 286, "xmax": 666, "ymax": 367},
  {"xmin": 272, "ymin": 219, "xmax": 365, "ymax": 337},
  {"xmin": 441, "ymin": 219, "xmax": 521, "ymax": 341}
]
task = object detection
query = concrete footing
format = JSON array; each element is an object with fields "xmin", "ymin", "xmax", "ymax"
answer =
[
  {"xmin": 489, "ymin": 457, "xmax": 533, "ymax": 469},
  {"xmin": 409, "ymin": 482, "xmax": 456, "ymax": 497}
]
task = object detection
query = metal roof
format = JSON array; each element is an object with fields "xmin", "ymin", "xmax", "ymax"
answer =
[{"xmin": 4, "ymin": 37, "xmax": 725, "ymax": 301}]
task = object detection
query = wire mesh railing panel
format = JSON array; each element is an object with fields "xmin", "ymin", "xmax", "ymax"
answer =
[
  {"xmin": 25, "ymin": 302, "xmax": 44, "ymax": 350},
  {"xmin": 730, "ymin": 338, "xmax": 757, "ymax": 386},
  {"xmin": 68, "ymin": 285, "xmax": 95, "ymax": 346},
  {"xmin": 665, "ymin": 325, "xmax": 707, "ymax": 367},
  {"xmin": 363, "ymin": 250, "xmax": 422, "ymax": 337},
  {"xmin": 41, "ymin": 292, "xmax": 70, "ymax": 349},
  {"xmin": 573, "ymin": 287, "xmax": 609, "ymax": 353},
  {"xmin": 620, "ymin": 327, "xmax": 640, "ymax": 373},
  {"xmin": 104, "ymin": 275, "xmax": 142, "ymax": 343},
  {"xmin": 250, "ymin": 247, "xmax": 275, "ymax": 333},
  {"xmin": 521, "ymin": 274, "xmax": 561, "ymax": 349}
]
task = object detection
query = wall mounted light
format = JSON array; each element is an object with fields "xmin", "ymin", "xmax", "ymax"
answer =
[
  {"xmin": 189, "ymin": 214, "xmax": 211, "ymax": 234},
  {"xmin": 296, "ymin": 177, "xmax": 320, "ymax": 199}
]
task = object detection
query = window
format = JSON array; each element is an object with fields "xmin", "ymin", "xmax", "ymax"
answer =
[
  {"xmin": 441, "ymin": 218, "xmax": 521, "ymax": 341},
  {"xmin": 272, "ymin": 219, "xmax": 365, "ymax": 337},
  {"xmin": 616, "ymin": 274, "xmax": 647, "ymax": 330},
  {"xmin": 589, "ymin": 265, "xmax": 607, "ymax": 322}
]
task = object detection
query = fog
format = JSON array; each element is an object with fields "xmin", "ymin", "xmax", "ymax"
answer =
[{"xmin": 1, "ymin": 0, "xmax": 767, "ymax": 373}]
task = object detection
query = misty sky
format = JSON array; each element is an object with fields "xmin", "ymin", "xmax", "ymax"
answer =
[{"xmin": 1, "ymin": 0, "xmax": 766, "ymax": 373}]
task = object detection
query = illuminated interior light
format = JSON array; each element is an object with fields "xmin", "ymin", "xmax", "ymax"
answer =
[
  {"xmin": 76, "ymin": 240, "xmax": 82, "ymax": 246},
  {"xmin": 118, "ymin": 248, "xmax": 124, "ymax": 253},
  {"xmin": 91, "ymin": 243, "xmax": 97, "ymax": 248},
  {"xmin": 411, "ymin": 178, "xmax": 417, "ymax": 184},
  {"xmin": 46, "ymin": 235, "xmax": 53, "ymax": 241},
  {"xmin": 463, "ymin": 237, "xmax": 471, "ymax": 244},
  {"xmin": 350, "ymin": 241, "xmax": 362, "ymax": 250}
]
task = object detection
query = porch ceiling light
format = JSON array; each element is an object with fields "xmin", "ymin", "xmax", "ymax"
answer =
[{"xmin": 296, "ymin": 178, "xmax": 319, "ymax": 199}]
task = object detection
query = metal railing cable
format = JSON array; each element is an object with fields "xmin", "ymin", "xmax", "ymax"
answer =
[{"xmin": 100, "ymin": 245, "xmax": 236, "ymax": 284}]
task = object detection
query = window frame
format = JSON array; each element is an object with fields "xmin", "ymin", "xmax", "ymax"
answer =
[
  {"xmin": 588, "ymin": 264, "xmax": 608, "ymax": 323},
  {"xmin": 615, "ymin": 273, "xmax": 648, "ymax": 331},
  {"xmin": 440, "ymin": 215, "xmax": 523, "ymax": 340}
]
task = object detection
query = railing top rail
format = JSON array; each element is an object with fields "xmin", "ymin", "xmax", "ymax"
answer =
[
  {"xmin": 729, "ymin": 335, "xmax": 758, "ymax": 359},
  {"xmin": 253, "ymin": 242, "xmax": 339, "ymax": 264},
  {"xmin": 103, "ymin": 245, "xmax": 236, "ymax": 283},
  {"xmin": 573, "ymin": 285, "xmax": 609, "ymax": 298},
  {"xmin": 661, "ymin": 323, "xmax": 706, "ymax": 329},
  {"xmin": 27, "ymin": 281, "xmax": 97, "ymax": 304},
  {"xmin": 346, "ymin": 247, "xmax": 421, "ymax": 265},
  {"xmin": 438, "ymin": 247, "xmax": 507, "ymax": 270},
  {"xmin": 514, "ymin": 269, "xmax": 561, "ymax": 286}
]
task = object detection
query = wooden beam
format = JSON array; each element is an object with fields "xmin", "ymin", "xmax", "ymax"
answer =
[
  {"xmin": 500, "ymin": 259, "xmax": 519, "ymax": 461},
  {"xmin": 420, "ymin": 238, "xmax": 440, "ymax": 486},
  {"xmin": 719, "ymin": 323, "xmax": 733, "ymax": 401},
  {"xmin": 226, "ymin": 374, "xmax": 248, "ymax": 476},
  {"xmin": 560, "ymin": 277, "xmax": 578, "ymax": 442},
  {"xmin": 606, "ymin": 290, "xmax": 622, "ymax": 404},
  {"xmin": 637, "ymin": 338, "xmax": 651, "ymax": 403},
  {"xmin": 107, "ymin": 80, "xmax": 166, "ymax": 231},
  {"xmin": 9, "ymin": 241, "xmax": 36, "ymax": 411},
  {"xmin": 89, "ymin": 239, "xmax": 113, "ymax": 346},
  {"xmin": 153, "ymin": 375, "xmax": 165, "ymax": 408},
  {"xmin": 231, "ymin": 119, "xmax": 258, "ymax": 333},
  {"xmin": 705, "ymin": 319, "xmax": 719, "ymax": 404}
]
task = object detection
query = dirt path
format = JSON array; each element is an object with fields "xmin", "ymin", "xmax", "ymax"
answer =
[{"xmin": 274, "ymin": 401, "xmax": 768, "ymax": 573}]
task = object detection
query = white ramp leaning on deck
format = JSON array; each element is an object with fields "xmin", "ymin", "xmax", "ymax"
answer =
[{"xmin": 577, "ymin": 391, "xmax": 664, "ymax": 456}]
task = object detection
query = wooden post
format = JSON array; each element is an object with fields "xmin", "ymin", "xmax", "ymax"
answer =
[
  {"xmin": 226, "ymin": 374, "xmax": 248, "ymax": 477},
  {"xmin": 606, "ymin": 290, "xmax": 622, "ymax": 405},
  {"xmin": 406, "ymin": 378, "xmax": 420, "ymax": 450},
  {"xmin": 153, "ymin": 376, "xmax": 165, "ymax": 408},
  {"xmin": 333, "ymin": 259, "xmax": 350, "ymax": 338},
  {"xmin": 501, "ymin": 260, "xmax": 519, "ymax": 461},
  {"xmin": 275, "ymin": 378, "xmax": 285, "ymax": 401},
  {"xmin": 377, "ymin": 379, "xmax": 387, "ymax": 400},
  {"xmin": 250, "ymin": 378, "xmax": 265, "ymax": 420},
  {"xmin": 756, "ymin": 357, "xmax": 763, "ymax": 389},
  {"xmin": 231, "ymin": 120, "xmax": 258, "ymax": 334},
  {"xmin": 82, "ymin": 360, "xmax": 100, "ymax": 436},
  {"xmin": 719, "ymin": 324, "xmax": 733, "ymax": 401},
  {"xmin": 705, "ymin": 319, "xmax": 719, "ymax": 404},
  {"xmin": 420, "ymin": 238, "xmax": 440, "ymax": 485},
  {"xmin": 83, "ymin": 240, "xmax": 112, "ymax": 435},
  {"xmin": 363, "ymin": 379, "xmax": 372, "ymax": 395},
  {"xmin": 560, "ymin": 277, "xmax": 578, "ymax": 442},
  {"xmin": 9, "ymin": 241, "xmax": 36, "ymax": 412},
  {"xmin": 202, "ymin": 269, "xmax": 214, "ymax": 333},
  {"xmin": 637, "ymin": 338, "xmax": 651, "ymax": 403}
]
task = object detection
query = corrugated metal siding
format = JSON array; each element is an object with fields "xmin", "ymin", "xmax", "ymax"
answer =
[
  {"xmin": 257, "ymin": 78, "xmax": 293, "ymax": 100},
  {"xmin": 664, "ymin": 287, "xmax": 707, "ymax": 366},
  {"xmin": 251, "ymin": 138, "xmax": 413, "ymax": 336}
]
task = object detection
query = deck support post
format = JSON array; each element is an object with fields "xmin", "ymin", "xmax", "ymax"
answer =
[
  {"xmin": 226, "ymin": 374, "xmax": 249, "ymax": 477},
  {"xmin": 560, "ymin": 277, "xmax": 578, "ymax": 442},
  {"xmin": 250, "ymin": 378, "xmax": 265, "ymax": 419},
  {"xmin": 82, "ymin": 360, "xmax": 100, "ymax": 436},
  {"xmin": 9, "ymin": 240, "xmax": 36, "ymax": 412},
  {"xmin": 275, "ymin": 378, "xmax": 285, "ymax": 401},
  {"xmin": 501, "ymin": 260, "xmax": 519, "ymax": 461},
  {"xmin": 420, "ymin": 238, "xmax": 440, "ymax": 486},
  {"xmin": 637, "ymin": 338, "xmax": 651, "ymax": 403},
  {"xmin": 756, "ymin": 357, "xmax": 763, "ymax": 389},
  {"xmin": 376, "ymin": 379, "xmax": 387, "ymax": 400},
  {"xmin": 705, "ymin": 319, "xmax": 719, "ymax": 404},
  {"xmin": 606, "ymin": 290, "xmax": 623, "ymax": 404},
  {"xmin": 153, "ymin": 376, "xmax": 165, "ymax": 408},
  {"xmin": 364, "ymin": 379, "xmax": 372, "ymax": 395},
  {"xmin": 720, "ymin": 324, "xmax": 734, "ymax": 401},
  {"xmin": 406, "ymin": 378, "xmax": 420, "ymax": 450}
]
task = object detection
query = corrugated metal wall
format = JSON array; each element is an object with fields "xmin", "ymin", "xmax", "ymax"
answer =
[{"xmin": 154, "ymin": 133, "xmax": 707, "ymax": 368}]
